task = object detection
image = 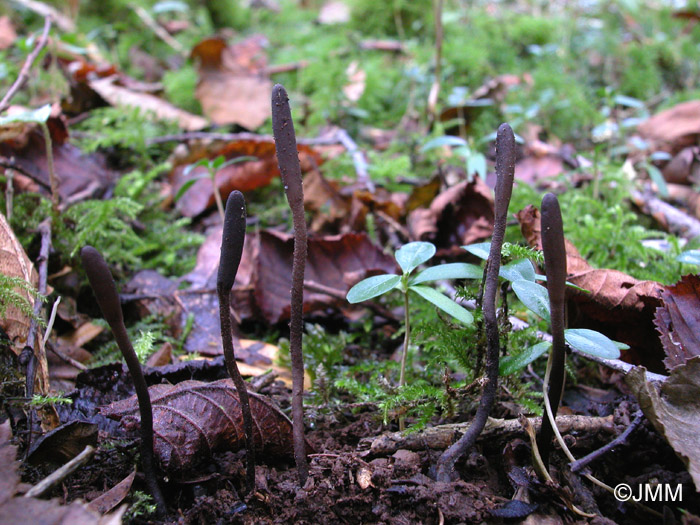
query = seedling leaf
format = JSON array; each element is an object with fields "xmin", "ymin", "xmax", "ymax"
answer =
[
  {"xmin": 499, "ymin": 341, "xmax": 551, "ymax": 375},
  {"xmin": 347, "ymin": 274, "xmax": 400, "ymax": 303},
  {"xmin": 462, "ymin": 242, "xmax": 491, "ymax": 260},
  {"xmin": 511, "ymin": 280, "xmax": 551, "ymax": 323},
  {"xmin": 564, "ymin": 328, "xmax": 620, "ymax": 359},
  {"xmin": 500, "ymin": 258, "xmax": 536, "ymax": 283},
  {"xmin": 410, "ymin": 262, "xmax": 482, "ymax": 285},
  {"xmin": 395, "ymin": 242, "xmax": 436, "ymax": 274},
  {"xmin": 409, "ymin": 285, "xmax": 473, "ymax": 325}
]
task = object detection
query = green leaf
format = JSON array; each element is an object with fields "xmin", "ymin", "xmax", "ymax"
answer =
[
  {"xmin": 500, "ymin": 259, "xmax": 536, "ymax": 283},
  {"xmin": 183, "ymin": 158, "xmax": 212, "ymax": 177},
  {"xmin": 395, "ymin": 242, "xmax": 436, "ymax": 274},
  {"xmin": 677, "ymin": 250, "xmax": 700, "ymax": 266},
  {"xmin": 462, "ymin": 242, "xmax": 491, "ymax": 260},
  {"xmin": 410, "ymin": 263, "xmax": 482, "ymax": 285},
  {"xmin": 421, "ymin": 135, "xmax": 467, "ymax": 151},
  {"xmin": 466, "ymin": 152, "xmax": 487, "ymax": 179},
  {"xmin": 511, "ymin": 280, "xmax": 551, "ymax": 323},
  {"xmin": 173, "ymin": 178, "xmax": 202, "ymax": 202},
  {"xmin": 409, "ymin": 285, "xmax": 473, "ymax": 325},
  {"xmin": 219, "ymin": 155, "xmax": 257, "ymax": 170},
  {"xmin": 499, "ymin": 341, "xmax": 551, "ymax": 375},
  {"xmin": 347, "ymin": 274, "xmax": 400, "ymax": 303},
  {"xmin": 645, "ymin": 164, "xmax": 668, "ymax": 198},
  {"xmin": 0, "ymin": 104, "xmax": 51, "ymax": 125},
  {"xmin": 564, "ymin": 328, "xmax": 620, "ymax": 359}
]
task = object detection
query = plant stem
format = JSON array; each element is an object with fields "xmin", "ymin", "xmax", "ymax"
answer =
[
  {"xmin": 398, "ymin": 289, "xmax": 411, "ymax": 431},
  {"xmin": 80, "ymin": 246, "xmax": 166, "ymax": 517},
  {"xmin": 39, "ymin": 121, "xmax": 59, "ymax": 215},
  {"xmin": 217, "ymin": 190, "xmax": 255, "ymax": 492},
  {"xmin": 211, "ymin": 169, "xmax": 226, "ymax": 221},
  {"xmin": 537, "ymin": 193, "xmax": 567, "ymax": 468},
  {"xmin": 435, "ymin": 123, "xmax": 515, "ymax": 482},
  {"xmin": 271, "ymin": 83, "xmax": 309, "ymax": 485}
]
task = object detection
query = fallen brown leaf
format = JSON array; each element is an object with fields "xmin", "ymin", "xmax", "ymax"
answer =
[
  {"xmin": 0, "ymin": 421, "xmax": 122, "ymax": 524},
  {"xmin": 101, "ymin": 379, "xmax": 310, "ymax": 475},
  {"xmin": 89, "ymin": 76, "xmax": 208, "ymax": 131},
  {"xmin": 626, "ymin": 357, "xmax": 700, "ymax": 491},
  {"xmin": 654, "ymin": 274, "xmax": 700, "ymax": 370},
  {"xmin": 637, "ymin": 100, "xmax": 700, "ymax": 153},
  {"xmin": 0, "ymin": 16, "xmax": 17, "ymax": 50},
  {"xmin": 407, "ymin": 175, "xmax": 494, "ymax": 253},
  {"xmin": 191, "ymin": 36, "xmax": 272, "ymax": 129}
]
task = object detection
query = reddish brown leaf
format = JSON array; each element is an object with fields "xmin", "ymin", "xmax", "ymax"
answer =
[
  {"xmin": 0, "ymin": 421, "xmax": 122, "ymax": 524},
  {"xmin": 407, "ymin": 176, "xmax": 494, "ymax": 253},
  {"xmin": 516, "ymin": 205, "xmax": 590, "ymax": 274},
  {"xmin": 171, "ymin": 138, "xmax": 322, "ymax": 218},
  {"xmin": 654, "ymin": 275, "xmax": 700, "ymax": 370},
  {"xmin": 87, "ymin": 470, "xmax": 135, "ymax": 514},
  {"xmin": 637, "ymin": 100, "xmax": 700, "ymax": 153},
  {"xmin": 251, "ymin": 230, "xmax": 398, "ymax": 324},
  {"xmin": 101, "ymin": 379, "xmax": 309, "ymax": 475},
  {"xmin": 191, "ymin": 35, "xmax": 272, "ymax": 129}
]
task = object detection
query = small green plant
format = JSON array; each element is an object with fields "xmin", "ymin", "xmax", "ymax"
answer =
[
  {"xmin": 421, "ymin": 135, "xmax": 487, "ymax": 182},
  {"xmin": 177, "ymin": 155, "xmax": 256, "ymax": 221},
  {"xmin": 28, "ymin": 393, "xmax": 72, "ymax": 408},
  {"xmin": 124, "ymin": 491, "xmax": 157, "ymax": 521},
  {"xmin": 0, "ymin": 274, "xmax": 46, "ymax": 325},
  {"xmin": 347, "ymin": 240, "xmax": 477, "ymax": 389}
]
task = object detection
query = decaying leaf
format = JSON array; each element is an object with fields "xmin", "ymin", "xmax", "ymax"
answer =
[
  {"xmin": 0, "ymin": 421, "xmax": 123, "ymax": 524},
  {"xmin": 517, "ymin": 203, "xmax": 666, "ymax": 369},
  {"xmin": 626, "ymin": 357, "xmax": 700, "ymax": 491},
  {"xmin": 654, "ymin": 274, "xmax": 700, "ymax": 370},
  {"xmin": 89, "ymin": 76, "xmax": 208, "ymax": 131},
  {"xmin": 407, "ymin": 175, "xmax": 494, "ymax": 253},
  {"xmin": 191, "ymin": 36, "xmax": 272, "ymax": 129},
  {"xmin": 87, "ymin": 470, "xmax": 135, "ymax": 515},
  {"xmin": 637, "ymin": 100, "xmax": 700, "ymax": 152},
  {"xmin": 171, "ymin": 137, "xmax": 322, "ymax": 218},
  {"xmin": 101, "ymin": 379, "xmax": 310, "ymax": 475}
]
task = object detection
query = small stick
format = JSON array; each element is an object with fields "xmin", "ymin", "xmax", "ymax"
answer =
[
  {"xmin": 0, "ymin": 17, "xmax": 52, "ymax": 113},
  {"xmin": 80, "ymin": 246, "xmax": 166, "ymax": 516},
  {"xmin": 217, "ymin": 190, "xmax": 256, "ymax": 492},
  {"xmin": 24, "ymin": 445, "xmax": 95, "ymax": 498},
  {"xmin": 570, "ymin": 410, "xmax": 644, "ymax": 473},
  {"xmin": 537, "ymin": 193, "xmax": 567, "ymax": 468},
  {"xmin": 435, "ymin": 123, "xmax": 515, "ymax": 481},
  {"xmin": 271, "ymin": 83, "xmax": 310, "ymax": 485}
]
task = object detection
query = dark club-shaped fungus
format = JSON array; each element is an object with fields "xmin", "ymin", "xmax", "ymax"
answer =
[
  {"xmin": 435, "ymin": 123, "xmax": 516, "ymax": 482},
  {"xmin": 217, "ymin": 190, "xmax": 256, "ymax": 492},
  {"xmin": 537, "ymin": 193, "xmax": 567, "ymax": 468},
  {"xmin": 271, "ymin": 83, "xmax": 309, "ymax": 485},
  {"xmin": 80, "ymin": 246, "xmax": 166, "ymax": 516}
]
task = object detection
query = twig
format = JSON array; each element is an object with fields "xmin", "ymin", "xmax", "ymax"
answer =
[
  {"xmin": 427, "ymin": 0, "xmax": 443, "ymax": 122},
  {"xmin": 0, "ymin": 17, "xmax": 52, "ymax": 113},
  {"xmin": 335, "ymin": 128, "xmax": 373, "ymax": 192},
  {"xmin": 24, "ymin": 445, "xmax": 95, "ymax": 498},
  {"xmin": 361, "ymin": 414, "xmax": 615, "ymax": 456},
  {"xmin": 217, "ymin": 191, "xmax": 256, "ymax": 493},
  {"xmin": 23, "ymin": 218, "xmax": 51, "ymax": 455},
  {"xmin": 81, "ymin": 247, "xmax": 166, "ymax": 516},
  {"xmin": 272, "ymin": 83, "xmax": 310, "ymax": 485},
  {"xmin": 128, "ymin": 2, "xmax": 186, "ymax": 56},
  {"xmin": 10, "ymin": 0, "xmax": 73, "ymax": 32},
  {"xmin": 435, "ymin": 123, "xmax": 515, "ymax": 482},
  {"xmin": 631, "ymin": 189, "xmax": 700, "ymax": 239},
  {"xmin": 304, "ymin": 280, "xmax": 398, "ymax": 321},
  {"xmin": 47, "ymin": 343, "xmax": 87, "ymax": 371},
  {"xmin": 570, "ymin": 410, "xmax": 644, "ymax": 473}
]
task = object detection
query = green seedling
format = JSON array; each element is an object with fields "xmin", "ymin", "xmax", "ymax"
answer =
[
  {"xmin": 176, "ymin": 155, "xmax": 256, "ymax": 220},
  {"xmin": 347, "ymin": 240, "xmax": 478, "ymax": 389},
  {"xmin": 421, "ymin": 135, "xmax": 487, "ymax": 182}
]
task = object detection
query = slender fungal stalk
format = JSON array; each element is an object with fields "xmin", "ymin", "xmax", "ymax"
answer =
[
  {"xmin": 217, "ymin": 190, "xmax": 255, "ymax": 492},
  {"xmin": 271, "ymin": 83, "xmax": 309, "ymax": 485},
  {"xmin": 80, "ymin": 246, "xmax": 165, "ymax": 516},
  {"xmin": 435, "ymin": 123, "xmax": 515, "ymax": 482},
  {"xmin": 537, "ymin": 193, "xmax": 567, "ymax": 468}
]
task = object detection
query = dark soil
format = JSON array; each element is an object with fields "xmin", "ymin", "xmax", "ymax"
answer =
[{"xmin": 16, "ymin": 362, "xmax": 699, "ymax": 525}]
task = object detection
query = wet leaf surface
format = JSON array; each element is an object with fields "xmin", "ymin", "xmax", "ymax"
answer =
[
  {"xmin": 654, "ymin": 274, "xmax": 700, "ymax": 370},
  {"xmin": 100, "ymin": 379, "xmax": 308, "ymax": 476}
]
